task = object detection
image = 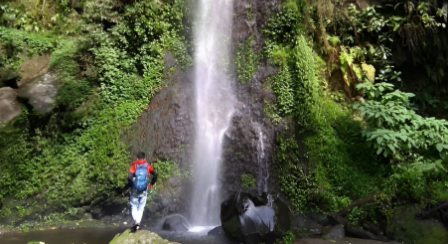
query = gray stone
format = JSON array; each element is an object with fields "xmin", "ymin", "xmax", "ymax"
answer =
[
  {"xmin": 326, "ymin": 224, "xmax": 345, "ymax": 239},
  {"xmin": 207, "ymin": 226, "xmax": 236, "ymax": 243},
  {"xmin": 294, "ymin": 213, "xmax": 328, "ymax": 228},
  {"xmin": 294, "ymin": 213, "xmax": 326, "ymax": 236},
  {"xmin": 17, "ymin": 54, "xmax": 50, "ymax": 86},
  {"xmin": 294, "ymin": 213, "xmax": 330, "ymax": 236},
  {"xmin": 17, "ymin": 71, "xmax": 57, "ymax": 114},
  {"xmin": 109, "ymin": 229, "xmax": 179, "ymax": 244},
  {"xmin": 208, "ymin": 226, "xmax": 226, "ymax": 236},
  {"xmin": 346, "ymin": 226, "xmax": 389, "ymax": 242},
  {"xmin": 309, "ymin": 227, "xmax": 323, "ymax": 235},
  {"xmin": 164, "ymin": 51, "xmax": 177, "ymax": 70},
  {"xmin": 0, "ymin": 87, "xmax": 21, "ymax": 127},
  {"xmin": 162, "ymin": 214, "xmax": 190, "ymax": 232}
]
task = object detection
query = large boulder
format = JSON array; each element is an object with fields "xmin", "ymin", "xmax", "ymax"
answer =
[
  {"xmin": 17, "ymin": 54, "xmax": 50, "ymax": 86},
  {"xmin": 220, "ymin": 192, "xmax": 293, "ymax": 244},
  {"xmin": 0, "ymin": 68, "xmax": 20, "ymax": 88},
  {"xmin": 294, "ymin": 213, "xmax": 330, "ymax": 236},
  {"xmin": 0, "ymin": 87, "xmax": 21, "ymax": 127},
  {"xmin": 162, "ymin": 214, "xmax": 190, "ymax": 232},
  {"xmin": 109, "ymin": 229, "xmax": 179, "ymax": 244},
  {"xmin": 325, "ymin": 224, "xmax": 345, "ymax": 239},
  {"xmin": 17, "ymin": 71, "xmax": 57, "ymax": 114}
]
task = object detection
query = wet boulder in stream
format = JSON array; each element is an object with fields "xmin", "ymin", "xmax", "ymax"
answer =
[
  {"xmin": 220, "ymin": 192, "xmax": 293, "ymax": 244},
  {"xmin": 162, "ymin": 214, "xmax": 190, "ymax": 232}
]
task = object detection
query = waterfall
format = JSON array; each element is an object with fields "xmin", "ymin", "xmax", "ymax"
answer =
[
  {"xmin": 255, "ymin": 125, "xmax": 268, "ymax": 194},
  {"xmin": 190, "ymin": 0, "xmax": 235, "ymax": 226}
]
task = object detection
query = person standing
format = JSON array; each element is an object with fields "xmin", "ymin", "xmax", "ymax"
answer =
[{"xmin": 128, "ymin": 152, "xmax": 157, "ymax": 231}]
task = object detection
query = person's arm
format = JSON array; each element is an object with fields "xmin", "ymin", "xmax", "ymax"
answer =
[
  {"xmin": 128, "ymin": 163, "xmax": 136, "ymax": 188},
  {"xmin": 150, "ymin": 170, "xmax": 157, "ymax": 185},
  {"xmin": 127, "ymin": 172, "xmax": 134, "ymax": 188}
]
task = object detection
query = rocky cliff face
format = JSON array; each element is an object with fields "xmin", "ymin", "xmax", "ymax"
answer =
[
  {"xmin": 130, "ymin": 69, "xmax": 194, "ymax": 170},
  {"xmin": 221, "ymin": 0, "xmax": 280, "ymax": 196},
  {"xmin": 129, "ymin": 53, "xmax": 195, "ymax": 220}
]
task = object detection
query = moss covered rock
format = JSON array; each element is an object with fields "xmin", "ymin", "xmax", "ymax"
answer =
[
  {"xmin": 109, "ymin": 229, "xmax": 179, "ymax": 244},
  {"xmin": 388, "ymin": 207, "xmax": 448, "ymax": 244}
]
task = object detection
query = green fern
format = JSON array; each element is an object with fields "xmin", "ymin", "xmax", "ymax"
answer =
[
  {"xmin": 340, "ymin": 46, "xmax": 373, "ymax": 86},
  {"xmin": 327, "ymin": 35, "xmax": 340, "ymax": 46}
]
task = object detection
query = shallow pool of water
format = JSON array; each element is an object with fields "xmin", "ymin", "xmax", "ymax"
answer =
[{"xmin": 0, "ymin": 226, "xmax": 236, "ymax": 244}]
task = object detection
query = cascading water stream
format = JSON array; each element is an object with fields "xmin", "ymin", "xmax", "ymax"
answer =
[
  {"xmin": 190, "ymin": 0, "xmax": 235, "ymax": 226},
  {"xmin": 255, "ymin": 125, "xmax": 268, "ymax": 194}
]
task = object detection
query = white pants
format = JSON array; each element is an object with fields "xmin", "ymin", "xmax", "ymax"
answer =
[{"xmin": 130, "ymin": 190, "xmax": 147, "ymax": 225}]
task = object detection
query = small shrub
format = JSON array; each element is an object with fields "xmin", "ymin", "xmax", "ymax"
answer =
[
  {"xmin": 16, "ymin": 205, "xmax": 27, "ymax": 218},
  {"xmin": 279, "ymin": 230, "xmax": 295, "ymax": 244},
  {"xmin": 269, "ymin": 66, "xmax": 295, "ymax": 116},
  {"xmin": 171, "ymin": 40, "xmax": 193, "ymax": 71},
  {"xmin": 241, "ymin": 173, "xmax": 256, "ymax": 188},
  {"xmin": 235, "ymin": 36, "xmax": 258, "ymax": 84},
  {"xmin": 0, "ymin": 206, "xmax": 12, "ymax": 218},
  {"xmin": 0, "ymin": 27, "xmax": 55, "ymax": 69}
]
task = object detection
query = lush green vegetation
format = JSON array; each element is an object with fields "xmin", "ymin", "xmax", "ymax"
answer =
[
  {"xmin": 388, "ymin": 207, "xmax": 448, "ymax": 244},
  {"xmin": 266, "ymin": 33, "xmax": 380, "ymax": 212},
  {"xmin": 260, "ymin": 0, "xmax": 448, "ymax": 233},
  {"xmin": 235, "ymin": 36, "xmax": 258, "ymax": 84},
  {"xmin": 0, "ymin": 0, "xmax": 191, "ymax": 222},
  {"xmin": 321, "ymin": 0, "xmax": 448, "ymax": 206},
  {"xmin": 0, "ymin": 27, "xmax": 56, "ymax": 69}
]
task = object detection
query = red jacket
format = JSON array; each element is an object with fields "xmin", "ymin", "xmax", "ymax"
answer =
[{"xmin": 129, "ymin": 159, "xmax": 154, "ymax": 174}]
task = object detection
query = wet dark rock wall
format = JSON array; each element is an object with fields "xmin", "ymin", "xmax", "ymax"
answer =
[
  {"xmin": 130, "ymin": 69, "xmax": 194, "ymax": 170},
  {"xmin": 129, "ymin": 55, "xmax": 195, "ymax": 219},
  {"xmin": 221, "ymin": 0, "xmax": 281, "ymax": 197}
]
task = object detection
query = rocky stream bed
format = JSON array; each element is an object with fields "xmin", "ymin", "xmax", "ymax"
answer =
[{"xmin": 0, "ymin": 226, "xmax": 396, "ymax": 244}]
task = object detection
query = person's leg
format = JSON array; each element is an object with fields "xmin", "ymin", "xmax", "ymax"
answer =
[
  {"xmin": 129, "ymin": 192, "xmax": 133, "ymax": 222},
  {"xmin": 134, "ymin": 192, "xmax": 148, "ymax": 225},
  {"xmin": 130, "ymin": 192, "xmax": 140, "ymax": 225}
]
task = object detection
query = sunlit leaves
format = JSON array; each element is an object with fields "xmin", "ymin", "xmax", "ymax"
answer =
[{"xmin": 354, "ymin": 82, "xmax": 448, "ymax": 170}]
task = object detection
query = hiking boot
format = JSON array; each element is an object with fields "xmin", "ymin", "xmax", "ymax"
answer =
[{"xmin": 131, "ymin": 224, "xmax": 140, "ymax": 232}]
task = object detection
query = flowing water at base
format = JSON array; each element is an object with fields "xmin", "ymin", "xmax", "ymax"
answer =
[
  {"xmin": 0, "ymin": 228, "xmax": 395, "ymax": 244},
  {"xmin": 0, "ymin": 227, "xmax": 236, "ymax": 244}
]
